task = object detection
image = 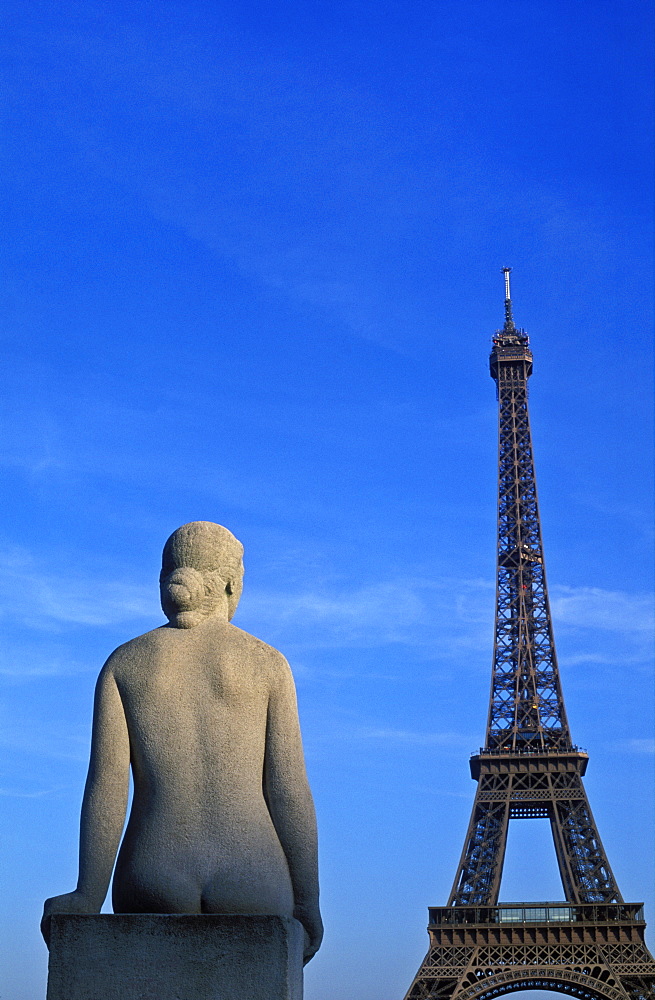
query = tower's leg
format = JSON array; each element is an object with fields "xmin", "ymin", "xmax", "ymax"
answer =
[
  {"xmin": 448, "ymin": 788, "xmax": 510, "ymax": 906},
  {"xmin": 549, "ymin": 774, "xmax": 622, "ymax": 903}
]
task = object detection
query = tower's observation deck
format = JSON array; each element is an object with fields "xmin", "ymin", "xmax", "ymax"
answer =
[{"xmin": 489, "ymin": 334, "xmax": 533, "ymax": 380}]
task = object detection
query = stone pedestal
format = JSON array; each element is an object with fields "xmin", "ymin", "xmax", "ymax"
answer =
[{"xmin": 46, "ymin": 914, "xmax": 304, "ymax": 1000}]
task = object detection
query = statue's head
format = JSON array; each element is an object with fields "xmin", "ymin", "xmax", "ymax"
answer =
[{"xmin": 160, "ymin": 521, "xmax": 244, "ymax": 628}]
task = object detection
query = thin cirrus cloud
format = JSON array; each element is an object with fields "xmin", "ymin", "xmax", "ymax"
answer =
[
  {"xmin": 0, "ymin": 784, "xmax": 68, "ymax": 798},
  {"xmin": 0, "ymin": 549, "xmax": 651, "ymax": 670},
  {"xmin": 0, "ymin": 549, "xmax": 655, "ymax": 645},
  {"xmin": 0, "ymin": 706, "xmax": 90, "ymax": 761},
  {"xmin": 303, "ymin": 723, "xmax": 478, "ymax": 759},
  {"xmin": 612, "ymin": 738, "xmax": 655, "ymax": 755},
  {"xmin": 349, "ymin": 727, "xmax": 473, "ymax": 749},
  {"xmin": 0, "ymin": 547, "xmax": 158, "ymax": 630},
  {"xmin": 238, "ymin": 576, "xmax": 494, "ymax": 652},
  {"xmin": 549, "ymin": 585, "xmax": 654, "ymax": 634},
  {"xmin": 0, "ymin": 647, "xmax": 91, "ymax": 678},
  {"xmin": 240, "ymin": 576, "xmax": 652, "ymax": 663}
]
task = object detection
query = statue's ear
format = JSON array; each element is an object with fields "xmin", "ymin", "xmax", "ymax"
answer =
[{"xmin": 225, "ymin": 571, "xmax": 243, "ymax": 622}]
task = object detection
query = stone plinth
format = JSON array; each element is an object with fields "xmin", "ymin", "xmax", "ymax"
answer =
[{"xmin": 46, "ymin": 914, "xmax": 304, "ymax": 1000}]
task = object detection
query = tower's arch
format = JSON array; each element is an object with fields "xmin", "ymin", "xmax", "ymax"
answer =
[{"xmin": 461, "ymin": 969, "xmax": 626, "ymax": 1000}]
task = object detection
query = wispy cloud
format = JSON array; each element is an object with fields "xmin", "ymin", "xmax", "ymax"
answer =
[
  {"xmin": 241, "ymin": 581, "xmax": 427, "ymax": 647},
  {"xmin": 1, "ymin": 547, "xmax": 651, "ymax": 680},
  {"xmin": 410, "ymin": 784, "xmax": 472, "ymax": 799},
  {"xmin": 0, "ymin": 709, "xmax": 90, "ymax": 761},
  {"xmin": 350, "ymin": 727, "xmax": 472, "ymax": 748},
  {"xmin": 304, "ymin": 721, "xmax": 476, "ymax": 754},
  {"xmin": 240, "ymin": 577, "xmax": 653, "ymax": 668},
  {"xmin": 0, "ymin": 547, "xmax": 159, "ymax": 629},
  {"xmin": 240, "ymin": 575, "xmax": 496, "ymax": 653},
  {"xmin": 550, "ymin": 585, "xmax": 654, "ymax": 634},
  {"xmin": 570, "ymin": 492, "xmax": 655, "ymax": 545},
  {"xmin": 0, "ymin": 643, "xmax": 96, "ymax": 678},
  {"xmin": 0, "ymin": 785, "xmax": 67, "ymax": 798},
  {"xmin": 611, "ymin": 738, "xmax": 655, "ymax": 755}
]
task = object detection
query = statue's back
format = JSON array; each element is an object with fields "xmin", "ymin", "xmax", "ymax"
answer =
[{"xmin": 110, "ymin": 617, "xmax": 297, "ymax": 916}]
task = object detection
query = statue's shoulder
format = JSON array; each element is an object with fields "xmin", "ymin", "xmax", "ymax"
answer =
[
  {"xmin": 101, "ymin": 625, "xmax": 171, "ymax": 671},
  {"xmin": 226, "ymin": 623, "xmax": 291, "ymax": 674},
  {"xmin": 226, "ymin": 622, "xmax": 285, "ymax": 658}
]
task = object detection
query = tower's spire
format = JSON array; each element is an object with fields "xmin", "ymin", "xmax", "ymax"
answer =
[{"xmin": 501, "ymin": 265, "xmax": 514, "ymax": 330}]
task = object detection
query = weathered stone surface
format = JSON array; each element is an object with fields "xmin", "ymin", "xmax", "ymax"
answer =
[
  {"xmin": 46, "ymin": 914, "xmax": 304, "ymax": 1000},
  {"xmin": 42, "ymin": 522, "xmax": 322, "ymax": 966}
]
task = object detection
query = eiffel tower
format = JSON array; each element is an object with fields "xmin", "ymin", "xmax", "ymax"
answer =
[{"xmin": 403, "ymin": 270, "xmax": 655, "ymax": 1000}]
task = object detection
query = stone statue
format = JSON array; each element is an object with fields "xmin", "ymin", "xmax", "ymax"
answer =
[{"xmin": 42, "ymin": 521, "xmax": 323, "ymax": 966}]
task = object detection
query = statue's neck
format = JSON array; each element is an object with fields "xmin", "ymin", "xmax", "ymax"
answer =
[{"xmin": 166, "ymin": 603, "xmax": 230, "ymax": 629}]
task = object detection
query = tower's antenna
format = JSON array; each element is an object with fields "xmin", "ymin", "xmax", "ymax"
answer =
[{"xmin": 501, "ymin": 266, "xmax": 514, "ymax": 330}]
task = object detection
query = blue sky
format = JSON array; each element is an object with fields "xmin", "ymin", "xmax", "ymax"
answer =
[{"xmin": 0, "ymin": 2, "xmax": 653, "ymax": 999}]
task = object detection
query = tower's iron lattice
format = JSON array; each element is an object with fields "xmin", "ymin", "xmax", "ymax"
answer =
[{"xmin": 403, "ymin": 271, "xmax": 655, "ymax": 1000}]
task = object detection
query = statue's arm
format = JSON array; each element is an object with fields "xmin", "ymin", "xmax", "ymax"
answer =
[
  {"xmin": 41, "ymin": 663, "xmax": 130, "ymax": 945},
  {"xmin": 264, "ymin": 657, "xmax": 323, "ymax": 964}
]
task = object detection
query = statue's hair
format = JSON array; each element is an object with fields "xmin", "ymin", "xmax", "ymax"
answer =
[{"xmin": 162, "ymin": 522, "xmax": 244, "ymax": 580}]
